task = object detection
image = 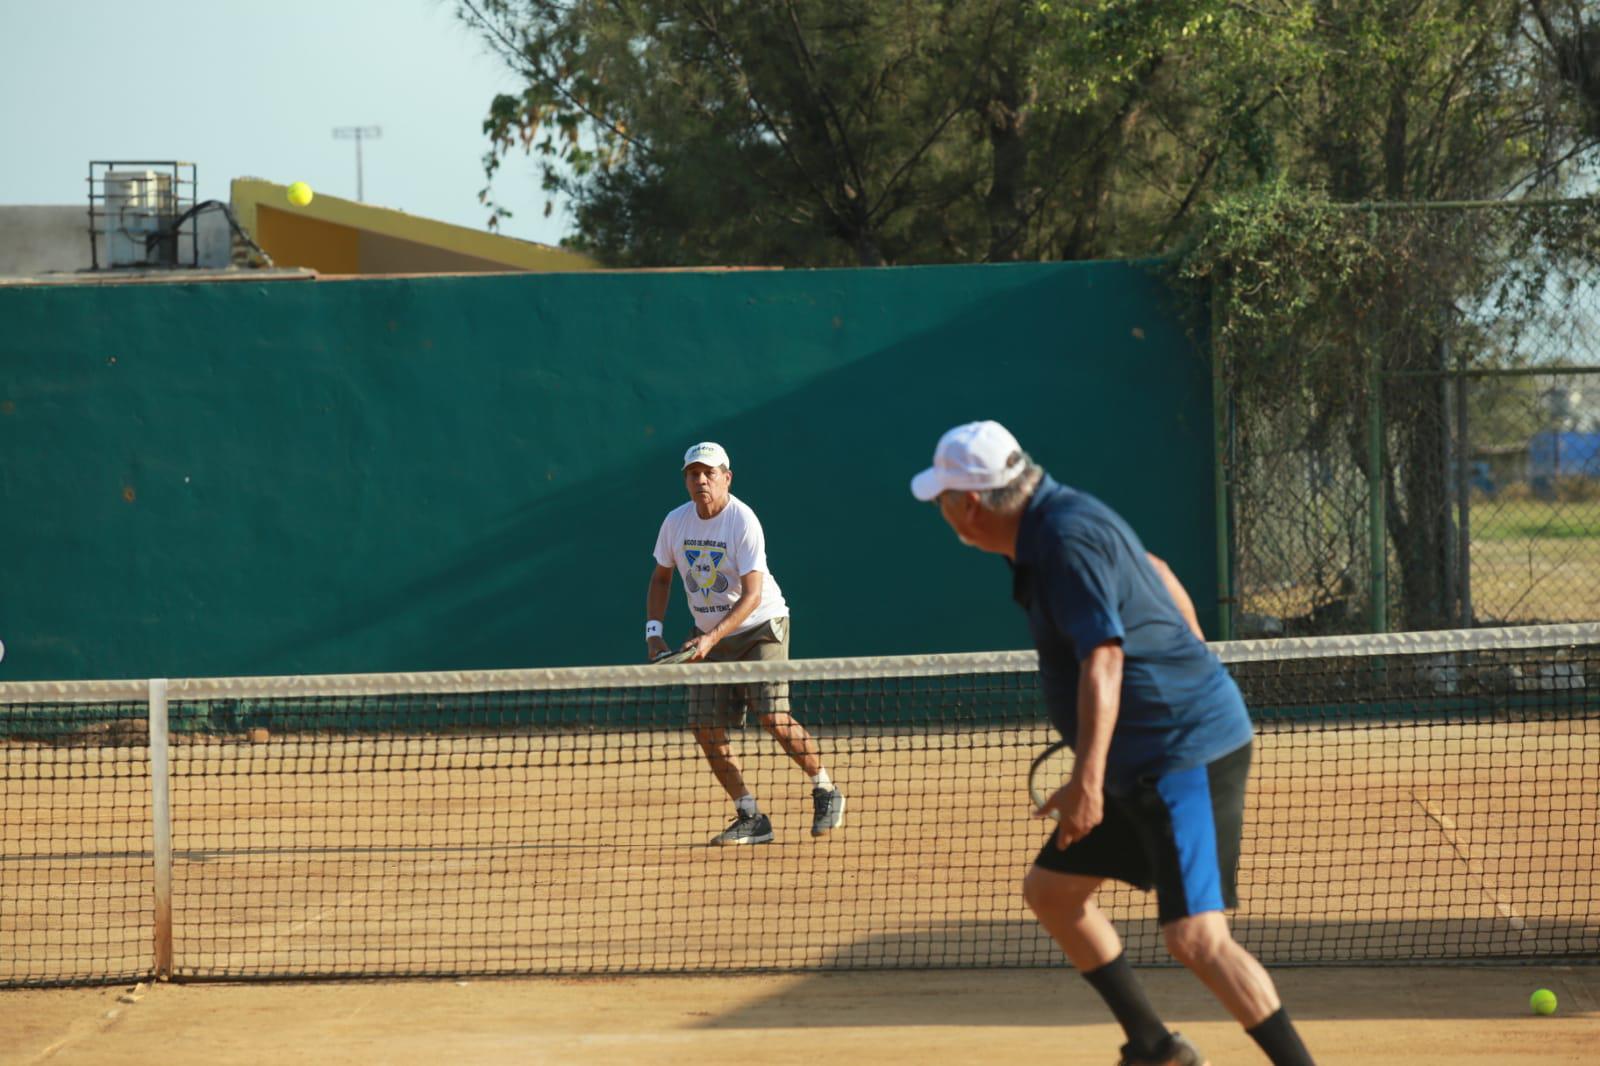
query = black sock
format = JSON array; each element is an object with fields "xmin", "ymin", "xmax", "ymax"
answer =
[
  {"xmin": 1081, "ymin": 952, "xmax": 1170, "ymax": 1058},
  {"xmin": 1247, "ymin": 1006, "xmax": 1315, "ymax": 1065}
]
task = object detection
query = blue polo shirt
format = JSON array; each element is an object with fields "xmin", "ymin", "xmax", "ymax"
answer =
[{"xmin": 1011, "ymin": 475, "xmax": 1252, "ymax": 793}]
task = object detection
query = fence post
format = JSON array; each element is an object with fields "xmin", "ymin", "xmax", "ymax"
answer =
[
  {"xmin": 1367, "ymin": 347, "xmax": 1388, "ymax": 633},
  {"xmin": 1212, "ymin": 290, "xmax": 1234, "ymax": 640},
  {"xmin": 1452, "ymin": 335, "xmax": 1473, "ymax": 626},
  {"xmin": 149, "ymin": 678, "xmax": 173, "ymax": 979}
]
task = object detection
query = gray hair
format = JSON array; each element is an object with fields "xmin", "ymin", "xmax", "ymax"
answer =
[{"xmin": 976, "ymin": 452, "xmax": 1043, "ymax": 515}]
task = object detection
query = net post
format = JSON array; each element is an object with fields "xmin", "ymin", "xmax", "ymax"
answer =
[{"xmin": 148, "ymin": 677, "xmax": 173, "ymax": 980}]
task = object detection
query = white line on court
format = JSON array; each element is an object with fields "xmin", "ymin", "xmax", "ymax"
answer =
[
  {"xmin": 1411, "ymin": 793, "xmax": 1530, "ymax": 935},
  {"xmin": 23, "ymin": 983, "xmax": 148, "ymax": 1064}
]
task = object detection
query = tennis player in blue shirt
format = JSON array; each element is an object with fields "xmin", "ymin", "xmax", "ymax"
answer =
[{"xmin": 912, "ymin": 421, "xmax": 1314, "ymax": 1066}]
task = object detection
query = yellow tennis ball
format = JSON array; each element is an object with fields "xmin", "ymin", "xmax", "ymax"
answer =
[
  {"xmin": 286, "ymin": 182, "xmax": 314, "ymax": 207},
  {"xmin": 1530, "ymin": 988, "xmax": 1558, "ymax": 1015}
]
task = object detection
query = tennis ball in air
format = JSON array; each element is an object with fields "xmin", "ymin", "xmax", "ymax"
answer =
[
  {"xmin": 286, "ymin": 182, "xmax": 314, "ymax": 207},
  {"xmin": 1530, "ymin": 988, "xmax": 1558, "ymax": 1015}
]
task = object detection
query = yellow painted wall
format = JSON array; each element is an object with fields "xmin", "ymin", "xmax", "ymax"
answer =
[
  {"xmin": 358, "ymin": 231, "xmax": 519, "ymax": 275},
  {"xmin": 231, "ymin": 179, "xmax": 596, "ymax": 275},
  {"xmin": 256, "ymin": 206, "xmax": 361, "ymax": 275}
]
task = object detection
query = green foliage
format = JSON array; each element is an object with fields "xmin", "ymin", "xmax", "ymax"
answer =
[
  {"xmin": 1179, "ymin": 191, "xmax": 1600, "ymax": 379},
  {"xmin": 1179, "ymin": 185, "xmax": 1600, "ymax": 631},
  {"xmin": 459, "ymin": 0, "xmax": 1600, "ymax": 271},
  {"xmin": 1177, "ymin": 182, "xmax": 1374, "ymax": 330},
  {"xmin": 463, "ymin": 0, "xmax": 1059, "ymax": 265}
]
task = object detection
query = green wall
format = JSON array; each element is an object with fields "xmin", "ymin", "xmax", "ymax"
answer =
[{"xmin": 0, "ymin": 262, "xmax": 1212, "ymax": 682}]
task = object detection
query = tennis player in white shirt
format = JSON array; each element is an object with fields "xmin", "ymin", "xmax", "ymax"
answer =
[{"xmin": 645, "ymin": 441, "xmax": 845, "ymax": 845}]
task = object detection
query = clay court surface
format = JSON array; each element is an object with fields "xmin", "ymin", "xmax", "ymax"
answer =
[
  {"xmin": 3, "ymin": 966, "xmax": 1597, "ymax": 1065},
  {"xmin": 4, "ymin": 718, "xmax": 1597, "ymax": 1061},
  {"xmin": 6, "ymin": 720, "xmax": 1596, "ymax": 981}
]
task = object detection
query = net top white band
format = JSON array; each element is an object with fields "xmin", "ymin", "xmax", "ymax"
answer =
[{"xmin": 2, "ymin": 622, "xmax": 1597, "ymax": 704}]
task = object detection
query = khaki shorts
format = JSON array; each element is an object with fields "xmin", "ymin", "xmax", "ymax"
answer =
[{"xmin": 686, "ymin": 617, "xmax": 790, "ymax": 729}]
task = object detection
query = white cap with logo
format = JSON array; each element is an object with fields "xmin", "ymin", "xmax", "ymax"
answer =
[
  {"xmin": 682, "ymin": 441, "xmax": 731, "ymax": 470},
  {"xmin": 910, "ymin": 420, "xmax": 1026, "ymax": 501}
]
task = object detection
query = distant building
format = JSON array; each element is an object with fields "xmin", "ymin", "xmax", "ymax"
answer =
[
  {"xmin": 1, "ymin": 173, "xmax": 595, "ymax": 279},
  {"xmin": 230, "ymin": 179, "xmax": 594, "ymax": 276},
  {"xmin": 0, "ymin": 204, "xmax": 232, "ymax": 276},
  {"xmin": 1531, "ymin": 431, "xmax": 1600, "ymax": 479}
]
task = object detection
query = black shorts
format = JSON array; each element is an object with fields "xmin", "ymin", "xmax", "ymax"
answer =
[{"xmin": 1033, "ymin": 741, "xmax": 1252, "ymax": 924}]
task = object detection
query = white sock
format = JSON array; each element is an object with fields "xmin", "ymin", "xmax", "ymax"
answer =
[
  {"xmin": 735, "ymin": 794, "xmax": 759, "ymax": 817},
  {"xmin": 812, "ymin": 770, "xmax": 833, "ymax": 792}
]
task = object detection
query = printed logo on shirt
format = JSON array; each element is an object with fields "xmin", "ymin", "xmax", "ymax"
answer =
[{"xmin": 684, "ymin": 547, "xmax": 730, "ymax": 601}]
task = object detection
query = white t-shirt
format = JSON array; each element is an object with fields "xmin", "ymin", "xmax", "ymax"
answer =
[{"xmin": 653, "ymin": 494, "xmax": 789, "ymax": 635}]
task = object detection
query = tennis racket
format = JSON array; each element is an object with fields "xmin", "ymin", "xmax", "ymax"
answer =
[
  {"xmin": 1027, "ymin": 738, "xmax": 1076, "ymax": 820},
  {"xmin": 651, "ymin": 645, "xmax": 698, "ymax": 665}
]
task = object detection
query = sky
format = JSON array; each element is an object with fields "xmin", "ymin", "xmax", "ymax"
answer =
[{"xmin": 0, "ymin": 0, "xmax": 570, "ymax": 247}]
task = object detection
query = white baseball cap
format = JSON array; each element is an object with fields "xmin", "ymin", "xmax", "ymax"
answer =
[
  {"xmin": 910, "ymin": 421, "xmax": 1026, "ymax": 501},
  {"xmin": 682, "ymin": 441, "xmax": 731, "ymax": 470}
]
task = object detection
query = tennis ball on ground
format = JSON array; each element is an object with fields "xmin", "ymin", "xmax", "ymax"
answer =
[
  {"xmin": 286, "ymin": 182, "xmax": 314, "ymax": 207},
  {"xmin": 248, "ymin": 727, "xmax": 270, "ymax": 743},
  {"xmin": 1530, "ymin": 988, "xmax": 1558, "ymax": 1015}
]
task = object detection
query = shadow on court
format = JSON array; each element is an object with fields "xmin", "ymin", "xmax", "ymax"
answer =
[{"xmin": 689, "ymin": 919, "xmax": 1600, "ymax": 1029}]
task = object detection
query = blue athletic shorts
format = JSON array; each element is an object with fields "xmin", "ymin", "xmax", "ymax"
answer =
[{"xmin": 1033, "ymin": 740, "xmax": 1252, "ymax": 924}]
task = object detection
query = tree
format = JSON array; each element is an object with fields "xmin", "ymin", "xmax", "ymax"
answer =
[
  {"xmin": 465, "ymin": 1, "xmax": 1009, "ymax": 265},
  {"xmin": 1176, "ymin": 0, "xmax": 1600, "ymax": 631},
  {"xmin": 1529, "ymin": 0, "xmax": 1600, "ymax": 141},
  {"xmin": 459, "ymin": 0, "xmax": 1264, "ymax": 266},
  {"xmin": 463, "ymin": 2, "xmax": 1598, "ymax": 266},
  {"xmin": 1279, "ymin": 2, "xmax": 1600, "ymax": 628}
]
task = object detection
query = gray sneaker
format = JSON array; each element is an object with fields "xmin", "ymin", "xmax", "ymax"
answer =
[
  {"xmin": 1118, "ymin": 1032, "xmax": 1209, "ymax": 1066},
  {"xmin": 712, "ymin": 811, "xmax": 773, "ymax": 846},
  {"xmin": 810, "ymin": 787, "xmax": 845, "ymax": 837}
]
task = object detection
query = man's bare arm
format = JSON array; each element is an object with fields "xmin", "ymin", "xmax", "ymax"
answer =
[
  {"xmin": 645, "ymin": 564, "xmax": 675, "ymax": 660},
  {"xmin": 1037, "ymin": 640, "xmax": 1124, "ymax": 848},
  {"xmin": 1148, "ymin": 553, "xmax": 1204, "ymax": 640}
]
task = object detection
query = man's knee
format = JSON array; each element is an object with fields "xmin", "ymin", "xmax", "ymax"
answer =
[
  {"xmin": 693, "ymin": 726, "xmax": 730, "ymax": 752},
  {"xmin": 1022, "ymin": 865, "xmax": 1096, "ymax": 919},
  {"xmin": 1162, "ymin": 912, "xmax": 1232, "ymax": 969},
  {"xmin": 756, "ymin": 709, "xmax": 800, "ymax": 734}
]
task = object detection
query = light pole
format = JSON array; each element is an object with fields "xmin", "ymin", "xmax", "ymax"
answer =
[{"xmin": 332, "ymin": 126, "xmax": 382, "ymax": 202}]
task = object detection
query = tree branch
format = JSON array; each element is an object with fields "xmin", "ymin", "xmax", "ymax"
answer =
[
  {"xmin": 679, "ymin": 0, "xmax": 853, "ymax": 236},
  {"xmin": 459, "ymin": 0, "xmax": 648, "ymax": 155}
]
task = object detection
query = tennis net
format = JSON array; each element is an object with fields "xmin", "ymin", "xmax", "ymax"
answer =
[{"xmin": 2, "ymin": 623, "xmax": 1597, "ymax": 986}]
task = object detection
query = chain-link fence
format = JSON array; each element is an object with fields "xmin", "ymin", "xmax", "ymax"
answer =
[{"xmin": 1210, "ymin": 199, "xmax": 1600, "ymax": 637}]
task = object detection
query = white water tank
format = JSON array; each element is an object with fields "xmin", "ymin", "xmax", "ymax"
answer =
[{"xmin": 104, "ymin": 170, "xmax": 176, "ymax": 267}]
